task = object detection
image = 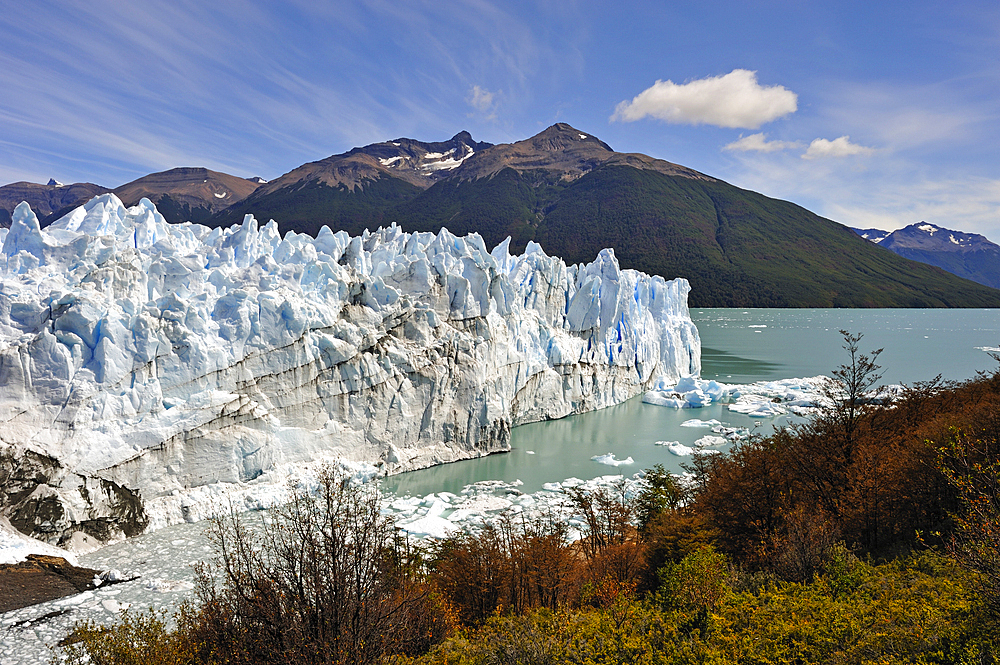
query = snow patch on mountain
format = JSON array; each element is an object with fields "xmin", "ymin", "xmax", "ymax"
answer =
[
  {"xmin": 0, "ymin": 195, "xmax": 700, "ymax": 546},
  {"xmin": 420, "ymin": 145, "xmax": 475, "ymax": 171}
]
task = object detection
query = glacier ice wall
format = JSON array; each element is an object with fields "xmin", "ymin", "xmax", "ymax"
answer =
[{"xmin": 0, "ymin": 195, "xmax": 700, "ymax": 544}]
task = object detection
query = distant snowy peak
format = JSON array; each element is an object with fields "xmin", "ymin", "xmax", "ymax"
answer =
[
  {"xmin": 888, "ymin": 222, "xmax": 995, "ymax": 253},
  {"xmin": 47, "ymin": 178, "xmax": 64, "ymax": 187},
  {"xmin": 854, "ymin": 222, "xmax": 1000, "ymax": 290},
  {"xmin": 366, "ymin": 132, "xmax": 483, "ymax": 176},
  {"xmin": 246, "ymin": 131, "xmax": 493, "ymax": 196},
  {"xmin": 855, "ymin": 222, "xmax": 999, "ymax": 255}
]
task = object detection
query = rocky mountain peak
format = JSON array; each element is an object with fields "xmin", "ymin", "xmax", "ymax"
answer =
[
  {"xmin": 882, "ymin": 222, "xmax": 997, "ymax": 254},
  {"xmin": 449, "ymin": 123, "xmax": 707, "ymax": 182}
]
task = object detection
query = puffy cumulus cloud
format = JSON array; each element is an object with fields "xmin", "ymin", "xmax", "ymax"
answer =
[
  {"xmin": 802, "ymin": 135, "xmax": 875, "ymax": 160},
  {"xmin": 612, "ymin": 69, "xmax": 797, "ymax": 129},
  {"xmin": 723, "ymin": 133, "xmax": 800, "ymax": 153},
  {"xmin": 468, "ymin": 85, "xmax": 498, "ymax": 115}
]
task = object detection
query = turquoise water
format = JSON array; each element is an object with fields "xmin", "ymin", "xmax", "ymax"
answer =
[
  {"xmin": 696, "ymin": 308, "xmax": 1000, "ymax": 385},
  {"xmin": 383, "ymin": 309, "xmax": 1000, "ymax": 497}
]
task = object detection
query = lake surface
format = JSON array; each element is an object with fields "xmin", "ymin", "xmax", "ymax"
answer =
[
  {"xmin": 696, "ymin": 308, "xmax": 1000, "ymax": 385},
  {"xmin": 383, "ymin": 308, "xmax": 1000, "ymax": 497}
]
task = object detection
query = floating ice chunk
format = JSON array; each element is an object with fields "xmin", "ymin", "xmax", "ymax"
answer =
[
  {"xmin": 54, "ymin": 590, "xmax": 95, "ymax": 606},
  {"xmin": 645, "ymin": 376, "xmax": 829, "ymax": 417},
  {"xmin": 101, "ymin": 599, "xmax": 126, "ymax": 612},
  {"xmin": 663, "ymin": 442, "xmax": 694, "ymax": 456},
  {"xmin": 591, "ymin": 453, "xmax": 634, "ymax": 466},
  {"xmin": 728, "ymin": 398, "xmax": 787, "ymax": 417},
  {"xmin": 642, "ymin": 392, "xmax": 688, "ymax": 408},
  {"xmin": 693, "ymin": 435, "xmax": 728, "ymax": 448},
  {"xmin": 680, "ymin": 418, "xmax": 723, "ymax": 428}
]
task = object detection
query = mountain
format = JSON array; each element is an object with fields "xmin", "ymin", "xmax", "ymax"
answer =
[
  {"xmin": 853, "ymin": 228, "xmax": 890, "ymax": 244},
  {"xmin": 210, "ymin": 131, "xmax": 493, "ymax": 236},
  {"xmin": 0, "ymin": 181, "xmax": 111, "ymax": 228},
  {"xmin": 210, "ymin": 123, "xmax": 1000, "ymax": 308},
  {"xmin": 112, "ymin": 167, "xmax": 262, "ymax": 224},
  {"xmin": 1, "ymin": 167, "xmax": 261, "ymax": 229},
  {"xmin": 853, "ymin": 223, "xmax": 1000, "ymax": 290}
]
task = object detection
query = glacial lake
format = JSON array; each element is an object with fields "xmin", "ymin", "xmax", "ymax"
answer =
[{"xmin": 382, "ymin": 308, "xmax": 1000, "ymax": 497}]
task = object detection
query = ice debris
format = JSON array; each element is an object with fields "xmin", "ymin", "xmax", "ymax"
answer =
[{"xmin": 644, "ymin": 376, "xmax": 830, "ymax": 417}]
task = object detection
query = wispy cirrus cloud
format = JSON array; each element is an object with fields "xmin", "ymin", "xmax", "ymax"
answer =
[
  {"xmin": 0, "ymin": 0, "xmax": 580, "ymax": 186},
  {"xmin": 612, "ymin": 69, "xmax": 797, "ymax": 129},
  {"xmin": 721, "ymin": 140, "xmax": 1000, "ymax": 237}
]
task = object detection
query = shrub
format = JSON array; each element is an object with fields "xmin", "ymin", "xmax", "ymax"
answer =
[
  {"xmin": 429, "ymin": 517, "xmax": 577, "ymax": 627},
  {"xmin": 63, "ymin": 469, "xmax": 455, "ymax": 665},
  {"xmin": 59, "ymin": 608, "xmax": 194, "ymax": 665}
]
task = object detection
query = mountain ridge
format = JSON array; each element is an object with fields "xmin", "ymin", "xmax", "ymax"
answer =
[
  {"xmin": 854, "ymin": 222, "xmax": 1000, "ymax": 289},
  {"xmin": 0, "ymin": 181, "xmax": 111, "ymax": 228}
]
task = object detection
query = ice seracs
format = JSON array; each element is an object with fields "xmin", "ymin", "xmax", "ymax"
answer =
[{"xmin": 0, "ymin": 194, "xmax": 700, "ymax": 548}]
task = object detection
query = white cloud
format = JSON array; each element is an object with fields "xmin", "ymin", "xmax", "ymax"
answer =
[
  {"xmin": 802, "ymin": 136, "xmax": 875, "ymax": 160},
  {"xmin": 721, "ymin": 145, "xmax": 1000, "ymax": 240},
  {"xmin": 723, "ymin": 133, "xmax": 800, "ymax": 153},
  {"xmin": 468, "ymin": 85, "xmax": 498, "ymax": 115},
  {"xmin": 612, "ymin": 69, "xmax": 797, "ymax": 129},
  {"xmin": 827, "ymin": 177, "xmax": 1000, "ymax": 239}
]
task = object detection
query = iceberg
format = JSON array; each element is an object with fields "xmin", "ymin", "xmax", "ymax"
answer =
[{"xmin": 0, "ymin": 195, "xmax": 700, "ymax": 547}]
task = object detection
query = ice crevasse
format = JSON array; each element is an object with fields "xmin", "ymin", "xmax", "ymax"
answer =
[{"xmin": 0, "ymin": 195, "xmax": 700, "ymax": 545}]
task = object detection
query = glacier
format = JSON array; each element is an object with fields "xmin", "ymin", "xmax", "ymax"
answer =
[{"xmin": 0, "ymin": 195, "xmax": 700, "ymax": 547}]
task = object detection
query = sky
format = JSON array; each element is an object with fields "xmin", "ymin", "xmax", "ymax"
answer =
[{"xmin": 2, "ymin": 0, "xmax": 999, "ymax": 237}]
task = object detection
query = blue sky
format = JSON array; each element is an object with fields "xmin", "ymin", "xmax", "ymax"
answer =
[{"xmin": 2, "ymin": 1, "xmax": 998, "ymax": 237}]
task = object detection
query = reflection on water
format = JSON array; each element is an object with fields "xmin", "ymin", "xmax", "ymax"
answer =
[{"xmin": 700, "ymin": 346, "xmax": 780, "ymax": 384}]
